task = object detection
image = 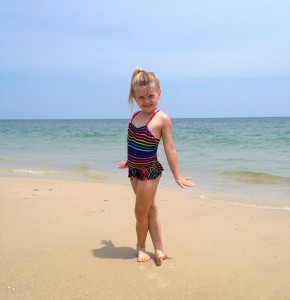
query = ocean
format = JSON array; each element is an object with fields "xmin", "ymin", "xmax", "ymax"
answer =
[{"xmin": 1, "ymin": 117, "xmax": 290, "ymax": 210}]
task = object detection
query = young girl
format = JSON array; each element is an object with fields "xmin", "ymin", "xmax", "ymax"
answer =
[{"xmin": 118, "ymin": 68, "xmax": 194, "ymax": 266}]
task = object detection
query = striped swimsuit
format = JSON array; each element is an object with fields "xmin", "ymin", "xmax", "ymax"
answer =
[{"xmin": 127, "ymin": 110, "xmax": 163, "ymax": 181}]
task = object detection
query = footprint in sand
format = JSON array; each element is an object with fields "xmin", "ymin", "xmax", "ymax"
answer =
[
  {"xmin": 147, "ymin": 272, "xmax": 168, "ymax": 289},
  {"xmin": 165, "ymin": 263, "xmax": 177, "ymax": 268},
  {"xmin": 85, "ymin": 209, "xmax": 106, "ymax": 215}
]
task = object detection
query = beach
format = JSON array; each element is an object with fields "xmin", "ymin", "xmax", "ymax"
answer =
[
  {"xmin": 2, "ymin": 0, "xmax": 290, "ymax": 298},
  {"xmin": 1, "ymin": 176, "xmax": 290, "ymax": 299}
]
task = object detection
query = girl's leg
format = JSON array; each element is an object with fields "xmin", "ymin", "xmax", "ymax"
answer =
[
  {"xmin": 148, "ymin": 200, "xmax": 167, "ymax": 265},
  {"xmin": 130, "ymin": 177, "xmax": 160, "ymax": 262}
]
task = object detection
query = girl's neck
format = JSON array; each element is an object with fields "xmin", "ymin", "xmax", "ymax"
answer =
[{"xmin": 140, "ymin": 108, "xmax": 159, "ymax": 115}]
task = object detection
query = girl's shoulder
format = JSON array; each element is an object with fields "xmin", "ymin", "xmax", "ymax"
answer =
[{"xmin": 157, "ymin": 110, "xmax": 172, "ymax": 124}]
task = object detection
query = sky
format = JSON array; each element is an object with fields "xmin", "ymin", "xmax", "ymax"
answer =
[{"xmin": 0, "ymin": 0, "xmax": 290, "ymax": 119}]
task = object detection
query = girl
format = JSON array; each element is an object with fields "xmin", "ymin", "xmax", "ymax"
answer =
[{"xmin": 118, "ymin": 68, "xmax": 194, "ymax": 266}]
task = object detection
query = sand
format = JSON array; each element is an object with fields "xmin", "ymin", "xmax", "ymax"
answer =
[{"xmin": 1, "ymin": 177, "xmax": 290, "ymax": 300}]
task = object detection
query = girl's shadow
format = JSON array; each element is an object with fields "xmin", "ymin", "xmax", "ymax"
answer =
[{"xmin": 92, "ymin": 240, "xmax": 138, "ymax": 260}]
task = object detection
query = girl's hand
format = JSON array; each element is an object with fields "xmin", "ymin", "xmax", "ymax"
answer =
[
  {"xmin": 118, "ymin": 161, "xmax": 128, "ymax": 169},
  {"xmin": 175, "ymin": 176, "xmax": 195, "ymax": 188}
]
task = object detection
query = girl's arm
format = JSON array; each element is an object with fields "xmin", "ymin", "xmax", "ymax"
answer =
[
  {"xmin": 161, "ymin": 115, "xmax": 194, "ymax": 188},
  {"xmin": 118, "ymin": 161, "xmax": 128, "ymax": 168}
]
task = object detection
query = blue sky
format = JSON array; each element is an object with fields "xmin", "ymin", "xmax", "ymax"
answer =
[{"xmin": 0, "ymin": 0, "xmax": 289, "ymax": 119}]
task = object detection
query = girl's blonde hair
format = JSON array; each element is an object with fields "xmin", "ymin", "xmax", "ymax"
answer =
[{"xmin": 128, "ymin": 68, "xmax": 161, "ymax": 109}]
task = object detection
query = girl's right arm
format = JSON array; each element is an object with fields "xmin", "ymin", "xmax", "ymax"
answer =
[{"xmin": 118, "ymin": 161, "xmax": 128, "ymax": 169}]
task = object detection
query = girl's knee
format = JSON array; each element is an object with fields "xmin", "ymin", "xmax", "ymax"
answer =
[
  {"xmin": 149, "ymin": 201, "xmax": 158, "ymax": 218},
  {"xmin": 135, "ymin": 203, "xmax": 150, "ymax": 221},
  {"xmin": 150, "ymin": 200, "xmax": 158, "ymax": 211},
  {"xmin": 135, "ymin": 209, "xmax": 148, "ymax": 222},
  {"xmin": 135, "ymin": 193, "xmax": 157, "ymax": 221}
]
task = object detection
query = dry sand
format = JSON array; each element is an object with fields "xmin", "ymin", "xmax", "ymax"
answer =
[{"xmin": 1, "ymin": 177, "xmax": 290, "ymax": 299}]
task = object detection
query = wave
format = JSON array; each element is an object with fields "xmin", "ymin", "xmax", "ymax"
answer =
[
  {"xmin": 210, "ymin": 196, "xmax": 290, "ymax": 212},
  {"xmin": 226, "ymin": 201, "xmax": 290, "ymax": 212},
  {"xmin": 64, "ymin": 165, "xmax": 106, "ymax": 180},
  {"xmin": 221, "ymin": 171, "xmax": 290, "ymax": 186},
  {"xmin": 4, "ymin": 167, "xmax": 106, "ymax": 181},
  {"xmin": 192, "ymin": 189, "xmax": 290, "ymax": 212},
  {"xmin": 65, "ymin": 165, "xmax": 94, "ymax": 172},
  {"xmin": 12, "ymin": 169, "xmax": 61, "ymax": 175}
]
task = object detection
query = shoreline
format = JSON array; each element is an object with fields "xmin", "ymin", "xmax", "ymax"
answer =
[
  {"xmin": 1, "ymin": 176, "xmax": 290, "ymax": 299},
  {"xmin": 2, "ymin": 172, "xmax": 290, "ymax": 212}
]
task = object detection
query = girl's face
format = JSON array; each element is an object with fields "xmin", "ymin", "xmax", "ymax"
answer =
[{"xmin": 134, "ymin": 86, "xmax": 161, "ymax": 114}]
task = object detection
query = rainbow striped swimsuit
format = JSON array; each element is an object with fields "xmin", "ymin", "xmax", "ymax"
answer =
[{"xmin": 127, "ymin": 110, "xmax": 163, "ymax": 180}]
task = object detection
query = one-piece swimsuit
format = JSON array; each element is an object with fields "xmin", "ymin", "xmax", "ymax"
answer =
[{"xmin": 127, "ymin": 110, "xmax": 163, "ymax": 181}]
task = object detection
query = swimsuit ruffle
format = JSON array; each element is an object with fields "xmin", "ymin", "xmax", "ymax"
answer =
[{"xmin": 128, "ymin": 161, "xmax": 163, "ymax": 181}]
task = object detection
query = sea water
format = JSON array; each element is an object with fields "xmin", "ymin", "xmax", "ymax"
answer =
[{"xmin": 1, "ymin": 117, "xmax": 289, "ymax": 209}]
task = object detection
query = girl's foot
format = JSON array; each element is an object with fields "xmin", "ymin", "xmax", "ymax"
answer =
[
  {"xmin": 137, "ymin": 248, "xmax": 151, "ymax": 262},
  {"xmin": 155, "ymin": 249, "xmax": 167, "ymax": 266}
]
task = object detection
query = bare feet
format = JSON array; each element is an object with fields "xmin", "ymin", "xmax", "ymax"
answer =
[
  {"xmin": 137, "ymin": 248, "xmax": 151, "ymax": 262},
  {"xmin": 155, "ymin": 249, "xmax": 167, "ymax": 266}
]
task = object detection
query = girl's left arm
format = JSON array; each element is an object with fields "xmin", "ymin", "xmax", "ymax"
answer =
[{"xmin": 161, "ymin": 115, "xmax": 194, "ymax": 188}]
